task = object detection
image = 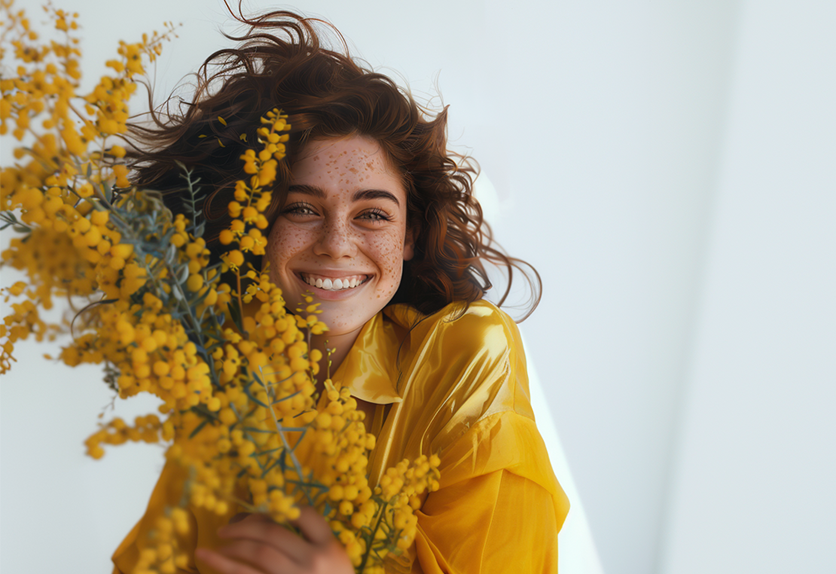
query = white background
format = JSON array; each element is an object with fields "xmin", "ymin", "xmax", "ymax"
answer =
[{"xmin": 1, "ymin": 0, "xmax": 834, "ymax": 573}]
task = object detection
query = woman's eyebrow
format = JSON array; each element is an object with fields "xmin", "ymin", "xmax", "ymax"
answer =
[
  {"xmin": 287, "ymin": 184, "xmax": 326, "ymax": 198},
  {"xmin": 352, "ymin": 189, "xmax": 400, "ymax": 206},
  {"xmin": 288, "ymin": 185, "xmax": 400, "ymax": 207}
]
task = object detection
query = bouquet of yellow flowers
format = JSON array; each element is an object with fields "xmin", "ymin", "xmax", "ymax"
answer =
[{"xmin": 0, "ymin": 3, "xmax": 439, "ymax": 573}]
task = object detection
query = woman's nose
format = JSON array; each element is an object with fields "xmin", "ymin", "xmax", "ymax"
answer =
[{"xmin": 314, "ymin": 219, "xmax": 356, "ymax": 259}]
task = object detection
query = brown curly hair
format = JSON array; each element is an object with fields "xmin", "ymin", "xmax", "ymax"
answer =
[{"xmin": 127, "ymin": 6, "xmax": 540, "ymax": 319}]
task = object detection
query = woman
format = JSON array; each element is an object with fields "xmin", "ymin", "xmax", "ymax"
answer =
[{"xmin": 114, "ymin": 9, "xmax": 569, "ymax": 574}]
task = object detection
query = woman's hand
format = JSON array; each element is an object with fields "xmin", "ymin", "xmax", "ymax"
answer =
[{"xmin": 195, "ymin": 507, "xmax": 354, "ymax": 574}]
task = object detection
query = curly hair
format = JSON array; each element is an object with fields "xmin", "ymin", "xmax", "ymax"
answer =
[{"xmin": 127, "ymin": 6, "xmax": 540, "ymax": 319}]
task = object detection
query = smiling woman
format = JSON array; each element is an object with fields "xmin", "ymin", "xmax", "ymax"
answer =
[{"xmin": 113, "ymin": 7, "xmax": 569, "ymax": 574}]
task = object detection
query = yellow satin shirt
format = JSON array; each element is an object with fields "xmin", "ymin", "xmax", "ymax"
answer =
[{"xmin": 113, "ymin": 300, "xmax": 570, "ymax": 573}]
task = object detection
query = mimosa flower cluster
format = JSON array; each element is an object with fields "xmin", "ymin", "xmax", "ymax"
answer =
[{"xmin": 0, "ymin": 3, "xmax": 440, "ymax": 573}]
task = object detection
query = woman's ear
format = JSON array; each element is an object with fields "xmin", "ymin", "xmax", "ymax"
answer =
[{"xmin": 403, "ymin": 226, "xmax": 417, "ymax": 261}]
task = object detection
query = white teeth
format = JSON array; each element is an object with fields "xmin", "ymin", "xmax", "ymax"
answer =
[{"xmin": 302, "ymin": 274, "xmax": 367, "ymax": 291}]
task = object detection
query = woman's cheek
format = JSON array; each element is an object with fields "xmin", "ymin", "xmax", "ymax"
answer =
[
  {"xmin": 265, "ymin": 232, "xmax": 284, "ymax": 282},
  {"xmin": 374, "ymin": 231, "xmax": 406, "ymax": 296},
  {"xmin": 265, "ymin": 226, "xmax": 303, "ymax": 290}
]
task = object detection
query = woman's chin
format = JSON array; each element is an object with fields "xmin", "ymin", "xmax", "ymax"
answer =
[
  {"xmin": 311, "ymin": 299, "xmax": 393, "ymax": 342},
  {"xmin": 283, "ymin": 274, "xmax": 399, "ymax": 338}
]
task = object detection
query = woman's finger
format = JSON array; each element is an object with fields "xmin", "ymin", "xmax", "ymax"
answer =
[
  {"xmin": 220, "ymin": 539, "xmax": 298, "ymax": 573},
  {"xmin": 228, "ymin": 512, "xmax": 251, "ymax": 525},
  {"xmin": 196, "ymin": 546, "xmax": 270, "ymax": 574},
  {"xmin": 291, "ymin": 506, "xmax": 335, "ymax": 546},
  {"xmin": 217, "ymin": 513, "xmax": 311, "ymax": 563}
]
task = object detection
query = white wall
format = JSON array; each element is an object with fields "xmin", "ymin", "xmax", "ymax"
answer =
[
  {"xmin": 658, "ymin": 1, "xmax": 836, "ymax": 572},
  {"xmin": 477, "ymin": 4, "xmax": 740, "ymax": 573},
  {"xmin": 1, "ymin": 1, "xmax": 834, "ymax": 573}
]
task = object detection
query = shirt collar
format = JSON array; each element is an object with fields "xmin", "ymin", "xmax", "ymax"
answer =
[{"xmin": 330, "ymin": 305, "xmax": 421, "ymax": 405}]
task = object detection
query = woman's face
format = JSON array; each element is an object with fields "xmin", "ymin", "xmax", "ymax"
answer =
[{"xmin": 266, "ymin": 135, "xmax": 414, "ymax": 339}]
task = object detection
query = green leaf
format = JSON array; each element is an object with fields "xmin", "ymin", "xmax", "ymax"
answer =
[
  {"xmin": 188, "ymin": 417, "xmax": 210, "ymax": 439},
  {"xmin": 242, "ymin": 383, "xmax": 269, "ymax": 408},
  {"xmin": 227, "ymin": 297, "xmax": 245, "ymax": 334}
]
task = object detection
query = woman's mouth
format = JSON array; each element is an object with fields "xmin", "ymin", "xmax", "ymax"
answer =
[{"xmin": 299, "ymin": 273, "xmax": 370, "ymax": 291}]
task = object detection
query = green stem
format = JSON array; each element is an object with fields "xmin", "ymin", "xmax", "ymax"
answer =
[
  {"xmin": 358, "ymin": 500, "xmax": 388, "ymax": 573},
  {"xmin": 254, "ymin": 366, "xmax": 314, "ymax": 507}
]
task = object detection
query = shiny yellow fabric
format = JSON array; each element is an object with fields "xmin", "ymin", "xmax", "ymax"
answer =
[{"xmin": 113, "ymin": 301, "xmax": 569, "ymax": 573}]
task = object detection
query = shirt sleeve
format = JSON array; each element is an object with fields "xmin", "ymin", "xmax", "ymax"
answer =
[
  {"xmin": 387, "ymin": 411, "xmax": 570, "ymax": 574},
  {"xmin": 111, "ymin": 460, "xmax": 229, "ymax": 574}
]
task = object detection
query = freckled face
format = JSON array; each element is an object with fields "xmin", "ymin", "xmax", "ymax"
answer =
[{"xmin": 266, "ymin": 135, "xmax": 414, "ymax": 338}]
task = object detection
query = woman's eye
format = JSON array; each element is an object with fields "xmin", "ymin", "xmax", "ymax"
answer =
[
  {"xmin": 359, "ymin": 209, "xmax": 391, "ymax": 222},
  {"xmin": 283, "ymin": 203, "xmax": 317, "ymax": 216}
]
